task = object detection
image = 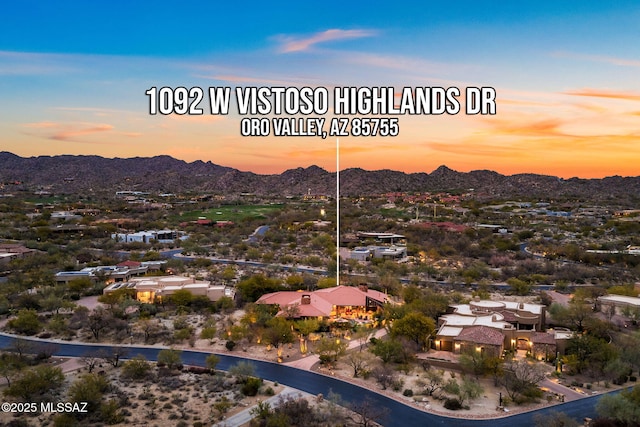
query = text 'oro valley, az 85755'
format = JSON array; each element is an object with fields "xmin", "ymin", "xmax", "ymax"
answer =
[{"xmin": 145, "ymin": 86, "xmax": 496, "ymax": 138}]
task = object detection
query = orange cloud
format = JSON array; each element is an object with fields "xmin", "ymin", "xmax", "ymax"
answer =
[
  {"xmin": 54, "ymin": 106, "xmax": 139, "ymax": 115},
  {"xmin": 497, "ymin": 98, "xmax": 555, "ymax": 108},
  {"xmin": 277, "ymin": 29, "xmax": 376, "ymax": 53},
  {"xmin": 23, "ymin": 121, "xmax": 59, "ymax": 129},
  {"xmin": 51, "ymin": 124, "xmax": 113, "ymax": 141},
  {"xmin": 165, "ymin": 114, "xmax": 224, "ymax": 124},
  {"xmin": 553, "ymin": 51, "xmax": 640, "ymax": 68},
  {"xmin": 427, "ymin": 140, "xmax": 527, "ymax": 158},
  {"xmin": 563, "ymin": 88, "xmax": 640, "ymax": 101},
  {"xmin": 485, "ymin": 118, "xmax": 567, "ymax": 137},
  {"xmin": 22, "ymin": 121, "xmax": 116, "ymax": 142}
]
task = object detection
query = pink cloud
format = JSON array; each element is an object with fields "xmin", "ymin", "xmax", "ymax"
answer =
[
  {"xmin": 51, "ymin": 124, "xmax": 113, "ymax": 141},
  {"xmin": 196, "ymin": 74, "xmax": 296, "ymax": 85},
  {"xmin": 23, "ymin": 121, "xmax": 59, "ymax": 129},
  {"xmin": 22, "ymin": 121, "xmax": 116, "ymax": 142},
  {"xmin": 277, "ymin": 29, "xmax": 376, "ymax": 53},
  {"xmin": 562, "ymin": 88, "xmax": 640, "ymax": 101},
  {"xmin": 553, "ymin": 51, "xmax": 640, "ymax": 68}
]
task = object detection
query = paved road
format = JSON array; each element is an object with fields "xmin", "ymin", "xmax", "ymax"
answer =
[
  {"xmin": 213, "ymin": 387, "xmax": 311, "ymax": 427},
  {"xmin": 540, "ymin": 378, "xmax": 583, "ymax": 402},
  {"xmin": 0, "ymin": 332, "xmax": 616, "ymax": 427}
]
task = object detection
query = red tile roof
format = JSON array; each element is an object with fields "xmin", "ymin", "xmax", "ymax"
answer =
[
  {"xmin": 256, "ymin": 286, "xmax": 388, "ymax": 318},
  {"xmin": 314, "ymin": 286, "xmax": 388, "ymax": 306},
  {"xmin": 531, "ymin": 332, "xmax": 556, "ymax": 345},
  {"xmin": 455, "ymin": 325, "xmax": 504, "ymax": 346},
  {"xmin": 117, "ymin": 260, "xmax": 142, "ymax": 268}
]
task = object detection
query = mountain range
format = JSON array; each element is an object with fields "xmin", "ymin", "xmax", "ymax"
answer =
[{"xmin": 1, "ymin": 152, "xmax": 638, "ymax": 202}]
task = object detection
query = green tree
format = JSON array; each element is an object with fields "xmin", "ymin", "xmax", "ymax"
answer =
[
  {"xmin": 370, "ymin": 338, "xmax": 408, "ymax": 364},
  {"xmin": 200, "ymin": 326, "xmax": 217, "ymax": 343},
  {"xmin": 121, "ymin": 355, "xmax": 152, "ymax": 380},
  {"xmin": 236, "ymin": 274, "xmax": 283, "ymax": 302},
  {"xmin": 100, "ymin": 399, "xmax": 125, "ymax": 424},
  {"xmin": 596, "ymin": 384, "xmax": 640, "ymax": 424},
  {"xmin": 212, "ymin": 396, "xmax": 233, "ymax": 419},
  {"xmin": 564, "ymin": 334, "xmax": 613, "ymax": 376},
  {"xmin": 501, "ymin": 359, "xmax": 547, "ymax": 402},
  {"xmin": 216, "ymin": 296, "xmax": 235, "ymax": 312},
  {"xmin": 157, "ymin": 348, "xmax": 183, "ymax": 370},
  {"xmin": 4, "ymin": 365, "xmax": 64, "ymax": 401},
  {"xmin": 422, "ymin": 368, "xmax": 445, "ymax": 396},
  {"xmin": 205, "ymin": 354, "xmax": 220, "ymax": 371},
  {"xmin": 222, "ymin": 266, "xmax": 236, "ymax": 282},
  {"xmin": 0, "ymin": 354, "xmax": 26, "ymax": 387},
  {"xmin": 315, "ymin": 337, "xmax": 347, "ymax": 364},
  {"xmin": 137, "ymin": 318, "xmax": 162, "ymax": 343},
  {"xmin": 507, "ymin": 278, "xmax": 532, "ymax": 296},
  {"xmin": 229, "ymin": 360, "xmax": 256, "ymax": 381},
  {"xmin": 87, "ymin": 306, "xmax": 111, "ymax": 341},
  {"xmin": 294, "ymin": 318, "xmax": 319, "ymax": 353},
  {"xmin": 263, "ymin": 317, "xmax": 294, "ymax": 349},
  {"xmin": 346, "ymin": 351, "xmax": 373, "ymax": 378},
  {"xmin": 67, "ymin": 277, "xmax": 93, "ymax": 294},
  {"xmin": 401, "ymin": 285, "xmax": 422, "ymax": 304},
  {"xmin": 407, "ymin": 290, "xmax": 450, "ymax": 319},
  {"xmin": 40, "ymin": 294, "xmax": 66, "ymax": 315},
  {"xmin": 285, "ymin": 274, "xmax": 304, "ymax": 288},
  {"xmin": 443, "ymin": 377, "xmax": 482, "ymax": 405},
  {"xmin": 68, "ymin": 373, "xmax": 110, "ymax": 413},
  {"xmin": 7, "ymin": 309, "xmax": 42, "ymax": 335},
  {"xmin": 169, "ymin": 289, "xmax": 194, "ymax": 310},
  {"xmin": 390, "ymin": 312, "xmax": 435, "ymax": 350}
]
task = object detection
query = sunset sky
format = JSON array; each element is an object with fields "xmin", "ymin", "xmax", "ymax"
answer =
[{"xmin": 1, "ymin": 1, "xmax": 639, "ymax": 178}]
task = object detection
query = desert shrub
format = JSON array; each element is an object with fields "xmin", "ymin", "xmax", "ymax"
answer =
[
  {"xmin": 319, "ymin": 354, "xmax": 333, "ymax": 364},
  {"xmin": 444, "ymin": 398, "xmax": 462, "ymax": 410},
  {"xmin": 241, "ymin": 377, "xmax": 262, "ymax": 396},
  {"xmin": 121, "ymin": 356, "xmax": 152, "ymax": 380}
]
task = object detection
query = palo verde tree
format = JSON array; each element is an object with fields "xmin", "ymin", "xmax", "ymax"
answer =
[{"xmin": 390, "ymin": 311, "xmax": 435, "ymax": 351}]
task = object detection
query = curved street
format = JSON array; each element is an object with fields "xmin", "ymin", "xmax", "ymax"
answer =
[{"xmin": 0, "ymin": 332, "xmax": 614, "ymax": 427}]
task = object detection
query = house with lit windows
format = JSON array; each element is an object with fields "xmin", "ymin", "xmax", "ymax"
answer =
[
  {"xmin": 103, "ymin": 276, "xmax": 234, "ymax": 303},
  {"xmin": 433, "ymin": 299, "xmax": 560, "ymax": 358},
  {"xmin": 256, "ymin": 285, "xmax": 390, "ymax": 320}
]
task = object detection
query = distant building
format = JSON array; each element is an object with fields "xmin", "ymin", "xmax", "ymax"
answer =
[
  {"xmin": 597, "ymin": 294, "xmax": 640, "ymax": 316},
  {"xmin": 0, "ymin": 244, "xmax": 37, "ymax": 264},
  {"xmin": 356, "ymin": 232, "xmax": 405, "ymax": 245},
  {"xmin": 103, "ymin": 275, "xmax": 234, "ymax": 303},
  {"xmin": 50, "ymin": 211, "xmax": 81, "ymax": 221},
  {"xmin": 55, "ymin": 262, "xmax": 156, "ymax": 284},
  {"xmin": 349, "ymin": 245, "xmax": 407, "ymax": 261},
  {"xmin": 111, "ymin": 230, "xmax": 187, "ymax": 244},
  {"xmin": 350, "ymin": 232, "xmax": 408, "ymax": 262}
]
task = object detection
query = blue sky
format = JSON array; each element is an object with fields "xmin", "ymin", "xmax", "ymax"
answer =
[{"xmin": 1, "ymin": 1, "xmax": 639, "ymax": 176}]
